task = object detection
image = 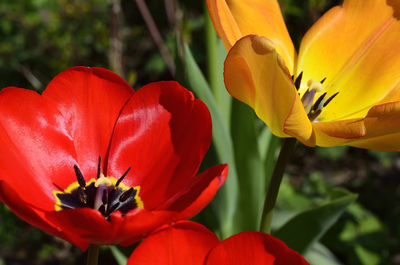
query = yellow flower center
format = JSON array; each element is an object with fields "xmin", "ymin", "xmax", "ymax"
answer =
[{"xmin": 53, "ymin": 158, "xmax": 143, "ymax": 218}]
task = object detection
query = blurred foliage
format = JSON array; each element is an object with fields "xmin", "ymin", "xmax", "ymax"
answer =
[{"xmin": 1, "ymin": 0, "xmax": 400, "ymax": 264}]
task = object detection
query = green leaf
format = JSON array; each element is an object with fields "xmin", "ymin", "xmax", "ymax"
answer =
[
  {"xmin": 355, "ymin": 244, "xmax": 381, "ymax": 265},
  {"xmin": 231, "ymin": 100, "xmax": 265, "ymax": 231},
  {"xmin": 274, "ymin": 188, "xmax": 357, "ymax": 254},
  {"xmin": 258, "ymin": 126, "xmax": 280, "ymax": 184},
  {"xmin": 183, "ymin": 44, "xmax": 239, "ymax": 238},
  {"xmin": 305, "ymin": 243, "xmax": 344, "ymax": 265},
  {"xmin": 109, "ymin": 246, "xmax": 128, "ymax": 265},
  {"xmin": 215, "ymin": 39, "xmax": 231, "ymax": 127}
]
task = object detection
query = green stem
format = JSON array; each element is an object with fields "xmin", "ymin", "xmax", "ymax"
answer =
[
  {"xmin": 204, "ymin": 2, "xmax": 218, "ymax": 97},
  {"xmin": 87, "ymin": 244, "xmax": 99, "ymax": 265},
  {"xmin": 260, "ymin": 137, "xmax": 297, "ymax": 234}
]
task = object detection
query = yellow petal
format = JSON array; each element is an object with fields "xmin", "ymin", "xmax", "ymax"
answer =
[
  {"xmin": 308, "ymin": 119, "xmax": 366, "ymax": 147},
  {"xmin": 297, "ymin": 0, "xmax": 400, "ymax": 121},
  {"xmin": 348, "ymin": 133, "xmax": 400, "ymax": 152},
  {"xmin": 348, "ymin": 101, "xmax": 400, "ymax": 151},
  {"xmin": 207, "ymin": 0, "xmax": 296, "ymax": 72},
  {"xmin": 308, "ymin": 101, "xmax": 400, "ymax": 150},
  {"xmin": 224, "ymin": 35, "xmax": 312, "ymax": 142}
]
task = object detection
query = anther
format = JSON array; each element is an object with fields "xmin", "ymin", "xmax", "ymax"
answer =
[
  {"xmin": 323, "ymin": 92, "xmax": 339, "ymax": 107},
  {"xmin": 78, "ymin": 187, "xmax": 87, "ymax": 204},
  {"xmin": 320, "ymin": 77, "xmax": 327, "ymax": 84},
  {"xmin": 99, "ymin": 205, "xmax": 106, "ymax": 216},
  {"xmin": 96, "ymin": 156, "xmax": 101, "ymax": 179},
  {"xmin": 56, "ymin": 161, "xmax": 141, "ymax": 218},
  {"xmin": 107, "ymin": 202, "xmax": 120, "ymax": 214},
  {"xmin": 294, "ymin": 72, "xmax": 303, "ymax": 90},
  {"xmin": 116, "ymin": 167, "xmax": 131, "ymax": 187},
  {"xmin": 312, "ymin": 92, "xmax": 327, "ymax": 112},
  {"xmin": 74, "ymin": 165, "xmax": 86, "ymax": 188},
  {"xmin": 119, "ymin": 188, "xmax": 134, "ymax": 202}
]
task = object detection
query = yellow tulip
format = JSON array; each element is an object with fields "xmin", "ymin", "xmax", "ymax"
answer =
[{"xmin": 207, "ymin": 0, "xmax": 400, "ymax": 151}]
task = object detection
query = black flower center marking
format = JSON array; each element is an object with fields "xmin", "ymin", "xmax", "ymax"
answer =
[
  {"xmin": 293, "ymin": 72, "xmax": 339, "ymax": 121},
  {"xmin": 53, "ymin": 157, "xmax": 143, "ymax": 218}
]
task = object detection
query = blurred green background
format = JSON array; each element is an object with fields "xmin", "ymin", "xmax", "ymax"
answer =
[{"xmin": 1, "ymin": 0, "xmax": 399, "ymax": 264}]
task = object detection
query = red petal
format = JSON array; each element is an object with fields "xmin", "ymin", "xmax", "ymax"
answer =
[
  {"xmin": 205, "ymin": 232, "xmax": 309, "ymax": 265},
  {"xmin": 46, "ymin": 207, "xmax": 175, "ymax": 247},
  {"xmin": 0, "ymin": 87, "xmax": 77, "ymax": 210},
  {"xmin": 0, "ymin": 180, "xmax": 88, "ymax": 250},
  {"xmin": 107, "ymin": 81, "xmax": 212, "ymax": 209},
  {"xmin": 128, "ymin": 220, "xmax": 219, "ymax": 265},
  {"xmin": 160, "ymin": 164, "xmax": 228, "ymax": 220},
  {"xmin": 43, "ymin": 67, "xmax": 133, "ymax": 180},
  {"xmin": 46, "ymin": 208, "xmax": 120, "ymax": 245},
  {"xmin": 117, "ymin": 209, "xmax": 178, "ymax": 246}
]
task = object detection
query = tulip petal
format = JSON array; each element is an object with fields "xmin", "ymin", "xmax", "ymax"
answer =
[
  {"xmin": 45, "ymin": 208, "xmax": 117, "ymax": 245},
  {"xmin": 205, "ymin": 231, "xmax": 309, "ymax": 265},
  {"xmin": 43, "ymin": 67, "xmax": 134, "ymax": 179},
  {"xmin": 160, "ymin": 164, "xmax": 228, "ymax": 219},
  {"xmin": 348, "ymin": 133, "xmax": 400, "ymax": 152},
  {"xmin": 128, "ymin": 221, "xmax": 219, "ymax": 265},
  {"xmin": 345, "ymin": 101, "xmax": 400, "ymax": 151},
  {"xmin": 207, "ymin": 0, "xmax": 296, "ymax": 71},
  {"xmin": 46, "ymin": 207, "xmax": 176, "ymax": 247},
  {"xmin": 224, "ymin": 35, "xmax": 312, "ymax": 142},
  {"xmin": 0, "ymin": 87, "xmax": 77, "ymax": 210},
  {"xmin": 107, "ymin": 81, "xmax": 212, "ymax": 209},
  {"xmin": 308, "ymin": 119, "xmax": 366, "ymax": 147},
  {"xmin": 310, "ymin": 101, "xmax": 400, "ymax": 150},
  {"xmin": 298, "ymin": 0, "xmax": 400, "ymax": 121},
  {"xmin": 0, "ymin": 180, "xmax": 88, "ymax": 250}
]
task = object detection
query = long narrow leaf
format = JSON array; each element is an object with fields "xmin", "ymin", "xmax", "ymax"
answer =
[
  {"xmin": 274, "ymin": 188, "xmax": 357, "ymax": 254},
  {"xmin": 231, "ymin": 100, "xmax": 265, "ymax": 231},
  {"xmin": 183, "ymin": 44, "xmax": 239, "ymax": 237}
]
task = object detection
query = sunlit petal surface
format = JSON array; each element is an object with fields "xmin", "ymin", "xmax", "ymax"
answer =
[
  {"xmin": 128, "ymin": 221, "xmax": 219, "ymax": 265},
  {"xmin": 298, "ymin": 0, "xmax": 400, "ymax": 121},
  {"xmin": 224, "ymin": 35, "xmax": 312, "ymax": 142},
  {"xmin": 207, "ymin": 0, "xmax": 296, "ymax": 72},
  {"xmin": 127, "ymin": 221, "xmax": 309, "ymax": 265},
  {"xmin": 205, "ymin": 232, "xmax": 309, "ymax": 265},
  {"xmin": 0, "ymin": 68, "xmax": 225, "ymax": 250},
  {"xmin": 309, "ymin": 101, "xmax": 400, "ymax": 150}
]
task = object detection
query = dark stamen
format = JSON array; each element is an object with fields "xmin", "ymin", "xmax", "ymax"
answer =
[
  {"xmin": 74, "ymin": 165, "xmax": 86, "ymax": 188},
  {"xmin": 57, "ymin": 162, "xmax": 140, "ymax": 219},
  {"xmin": 119, "ymin": 188, "xmax": 134, "ymax": 202},
  {"xmin": 96, "ymin": 157, "xmax": 101, "ymax": 179},
  {"xmin": 294, "ymin": 72, "xmax": 303, "ymax": 90},
  {"xmin": 312, "ymin": 92, "xmax": 327, "ymax": 111},
  {"xmin": 320, "ymin": 77, "xmax": 327, "ymax": 84},
  {"xmin": 78, "ymin": 187, "xmax": 87, "ymax": 204},
  {"xmin": 323, "ymin": 92, "xmax": 339, "ymax": 107},
  {"xmin": 116, "ymin": 167, "xmax": 131, "ymax": 187},
  {"xmin": 308, "ymin": 109, "xmax": 322, "ymax": 121},
  {"xmin": 99, "ymin": 205, "xmax": 106, "ymax": 216},
  {"xmin": 107, "ymin": 202, "xmax": 120, "ymax": 214}
]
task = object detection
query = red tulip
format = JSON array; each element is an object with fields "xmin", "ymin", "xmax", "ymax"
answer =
[
  {"xmin": 128, "ymin": 220, "xmax": 309, "ymax": 265},
  {"xmin": 0, "ymin": 67, "xmax": 227, "ymax": 250}
]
